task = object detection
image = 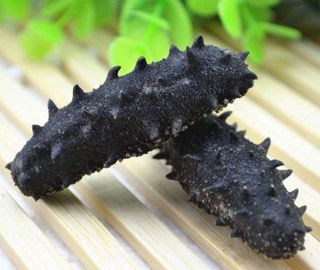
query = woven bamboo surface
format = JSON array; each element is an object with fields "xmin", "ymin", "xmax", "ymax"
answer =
[{"xmin": 0, "ymin": 26, "xmax": 319, "ymax": 270}]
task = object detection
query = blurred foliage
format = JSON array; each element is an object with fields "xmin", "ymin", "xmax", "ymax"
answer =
[{"xmin": 0, "ymin": 0, "xmax": 301, "ymax": 72}]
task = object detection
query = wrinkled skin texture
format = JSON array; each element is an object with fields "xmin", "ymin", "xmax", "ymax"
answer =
[
  {"xmin": 157, "ymin": 113, "xmax": 311, "ymax": 259},
  {"xmin": 6, "ymin": 36, "xmax": 257, "ymax": 200}
]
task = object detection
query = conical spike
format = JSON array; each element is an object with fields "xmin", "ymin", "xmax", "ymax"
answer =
[
  {"xmin": 299, "ymin": 206, "xmax": 307, "ymax": 216},
  {"xmin": 218, "ymin": 111, "xmax": 232, "ymax": 121},
  {"xmin": 72, "ymin": 84, "xmax": 85, "ymax": 103},
  {"xmin": 83, "ymin": 109, "xmax": 96, "ymax": 122},
  {"xmin": 279, "ymin": 169, "xmax": 293, "ymax": 181},
  {"xmin": 166, "ymin": 171, "xmax": 178, "ymax": 181},
  {"xmin": 32, "ymin": 125, "xmax": 42, "ymax": 135},
  {"xmin": 51, "ymin": 142, "xmax": 63, "ymax": 162},
  {"xmin": 241, "ymin": 186, "xmax": 250, "ymax": 200},
  {"xmin": 216, "ymin": 217, "xmax": 226, "ymax": 226},
  {"xmin": 172, "ymin": 118, "xmax": 183, "ymax": 136},
  {"xmin": 135, "ymin": 57, "xmax": 147, "ymax": 70},
  {"xmin": 188, "ymin": 192, "xmax": 196, "ymax": 202},
  {"xmin": 239, "ymin": 51, "xmax": 249, "ymax": 61},
  {"xmin": 48, "ymin": 99, "xmax": 58, "ymax": 119},
  {"xmin": 267, "ymin": 184, "xmax": 277, "ymax": 197},
  {"xmin": 290, "ymin": 189, "xmax": 299, "ymax": 200},
  {"xmin": 169, "ymin": 45, "xmax": 180, "ymax": 56},
  {"xmin": 259, "ymin": 137, "xmax": 271, "ymax": 153},
  {"xmin": 202, "ymin": 182, "xmax": 225, "ymax": 193},
  {"xmin": 231, "ymin": 229, "xmax": 242, "ymax": 238},
  {"xmin": 231, "ymin": 123, "xmax": 237, "ymax": 130},
  {"xmin": 220, "ymin": 53, "xmax": 232, "ymax": 64},
  {"xmin": 208, "ymin": 97, "xmax": 218, "ymax": 109},
  {"xmin": 186, "ymin": 48, "xmax": 197, "ymax": 65},
  {"xmin": 267, "ymin": 159, "xmax": 284, "ymax": 170},
  {"xmin": 153, "ymin": 151, "xmax": 168, "ymax": 160},
  {"xmin": 238, "ymin": 130, "xmax": 246, "ymax": 136},
  {"xmin": 243, "ymin": 71, "xmax": 257, "ymax": 80},
  {"xmin": 107, "ymin": 66, "xmax": 121, "ymax": 80},
  {"xmin": 182, "ymin": 154, "xmax": 202, "ymax": 162},
  {"xmin": 263, "ymin": 218, "xmax": 273, "ymax": 226},
  {"xmin": 5, "ymin": 162, "xmax": 12, "ymax": 170},
  {"xmin": 192, "ymin": 35, "xmax": 204, "ymax": 49},
  {"xmin": 305, "ymin": 226, "xmax": 312, "ymax": 232}
]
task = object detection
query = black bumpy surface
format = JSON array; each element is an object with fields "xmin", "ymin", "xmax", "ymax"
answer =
[
  {"xmin": 157, "ymin": 113, "xmax": 311, "ymax": 259},
  {"xmin": 6, "ymin": 36, "xmax": 257, "ymax": 200}
]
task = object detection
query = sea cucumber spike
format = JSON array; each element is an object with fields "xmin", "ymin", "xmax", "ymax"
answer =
[
  {"xmin": 267, "ymin": 159, "xmax": 284, "ymax": 170},
  {"xmin": 5, "ymin": 162, "xmax": 12, "ymax": 170},
  {"xmin": 107, "ymin": 66, "xmax": 121, "ymax": 80},
  {"xmin": 9, "ymin": 37, "xmax": 256, "ymax": 198},
  {"xmin": 208, "ymin": 97, "xmax": 218, "ymax": 109},
  {"xmin": 238, "ymin": 130, "xmax": 246, "ymax": 136},
  {"xmin": 33, "ymin": 142, "xmax": 46, "ymax": 153},
  {"xmin": 220, "ymin": 53, "xmax": 232, "ymax": 64},
  {"xmin": 161, "ymin": 114, "xmax": 310, "ymax": 258},
  {"xmin": 186, "ymin": 48, "xmax": 198, "ymax": 66},
  {"xmin": 305, "ymin": 226, "xmax": 312, "ymax": 232},
  {"xmin": 239, "ymin": 51, "xmax": 249, "ymax": 61},
  {"xmin": 216, "ymin": 217, "xmax": 226, "ymax": 226},
  {"xmin": 182, "ymin": 154, "xmax": 202, "ymax": 162},
  {"xmin": 169, "ymin": 45, "xmax": 180, "ymax": 56},
  {"xmin": 298, "ymin": 206, "xmax": 307, "ymax": 216},
  {"xmin": 48, "ymin": 99, "xmax": 58, "ymax": 119},
  {"xmin": 72, "ymin": 84, "xmax": 85, "ymax": 103},
  {"xmin": 267, "ymin": 184, "xmax": 277, "ymax": 197},
  {"xmin": 259, "ymin": 137, "xmax": 271, "ymax": 153},
  {"xmin": 135, "ymin": 57, "xmax": 147, "ymax": 70},
  {"xmin": 166, "ymin": 171, "xmax": 178, "ymax": 181},
  {"xmin": 231, "ymin": 229, "xmax": 242, "ymax": 238},
  {"xmin": 290, "ymin": 189, "xmax": 299, "ymax": 200},
  {"xmin": 279, "ymin": 169, "xmax": 293, "ymax": 181},
  {"xmin": 192, "ymin": 35, "xmax": 204, "ymax": 49},
  {"xmin": 50, "ymin": 142, "xmax": 63, "ymax": 162},
  {"xmin": 218, "ymin": 111, "xmax": 232, "ymax": 121},
  {"xmin": 153, "ymin": 151, "xmax": 168, "ymax": 160},
  {"xmin": 172, "ymin": 118, "xmax": 183, "ymax": 136},
  {"xmin": 32, "ymin": 125, "xmax": 42, "ymax": 135},
  {"xmin": 243, "ymin": 71, "xmax": 258, "ymax": 80},
  {"xmin": 231, "ymin": 123, "xmax": 237, "ymax": 130},
  {"xmin": 83, "ymin": 109, "xmax": 96, "ymax": 122}
]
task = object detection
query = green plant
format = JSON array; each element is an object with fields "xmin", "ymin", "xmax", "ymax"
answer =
[{"xmin": 0, "ymin": 0, "xmax": 300, "ymax": 70}]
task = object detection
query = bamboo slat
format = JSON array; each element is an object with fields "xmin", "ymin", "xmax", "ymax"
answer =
[
  {"xmin": 0, "ymin": 183, "xmax": 70, "ymax": 270},
  {"xmin": 0, "ymin": 113, "xmax": 138, "ymax": 270}
]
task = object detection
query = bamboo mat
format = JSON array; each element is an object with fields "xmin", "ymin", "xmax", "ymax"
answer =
[{"xmin": 0, "ymin": 26, "xmax": 319, "ymax": 270}]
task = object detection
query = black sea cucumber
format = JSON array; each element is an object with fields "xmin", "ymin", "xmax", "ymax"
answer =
[
  {"xmin": 6, "ymin": 36, "xmax": 257, "ymax": 200},
  {"xmin": 156, "ymin": 113, "xmax": 311, "ymax": 259}
]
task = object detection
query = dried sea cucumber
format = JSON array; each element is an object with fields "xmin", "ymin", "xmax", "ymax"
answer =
[
  {"xmin": 156, "ymin": 113, "xmax": 311, "ymax": 259},
  {"xmin": 6, "ymin": 36, "xmax": 257, "ymax": 200}
]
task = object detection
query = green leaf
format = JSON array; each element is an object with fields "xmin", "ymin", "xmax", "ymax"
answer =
[
  {"xmin": 108, "ymin": 37, "xmax": 151, "ymax": 75},
  {"xmin": 71, "ymin": 1, "xmax": 95, "ymax": 40},
  {"xmin": 93, "ymin": 0, "xmax": 118, "ymax": 26},
  {"xmin": 128, "ymin": 10, "xmax": 169, "ymax": 31},
  {"xmin": 246, "ymin": 0, "xmax": 279, "ymax": 7},
  {"xmin": 186, "ymin": 0, "xmax": 219, "ymax": 17},
  {"xmin": 164, "ymin": 0, "xmax": 193, "ymax": 49},
  {"xmin": 244, "ymin": 24, "xmax": 265, "ymax": 63},
  {"xmin": 1, "ymin": 0, "xmax": 29, "ymax": 21},
  {"xmin": 218, "ymin": 0, "xmax": 242, "ymax": 38},
  {"xmin": 20, "ymin": 19, "xmax": 63, "ymax": 59},
  {"xmin": 261, "ymin": 22, "xmax": 301, "ymax": 39},
  {"xmin": 42, "ymin": 0, "xmax": 73, "ymax": 17}
]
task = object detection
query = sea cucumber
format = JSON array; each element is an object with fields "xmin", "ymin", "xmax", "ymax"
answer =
[
  {"xmin": 156, "ymin": 113, "xmax": 311, "ymax": 259},
  {"xmin": 6, "ymin": 36, "xmax": 257, "ymax": 200}
]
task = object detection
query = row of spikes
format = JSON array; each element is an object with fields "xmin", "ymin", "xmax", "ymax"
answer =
[{"xmin": 106, "ymin": 36, "xmax": 255, "ymax": 81}]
